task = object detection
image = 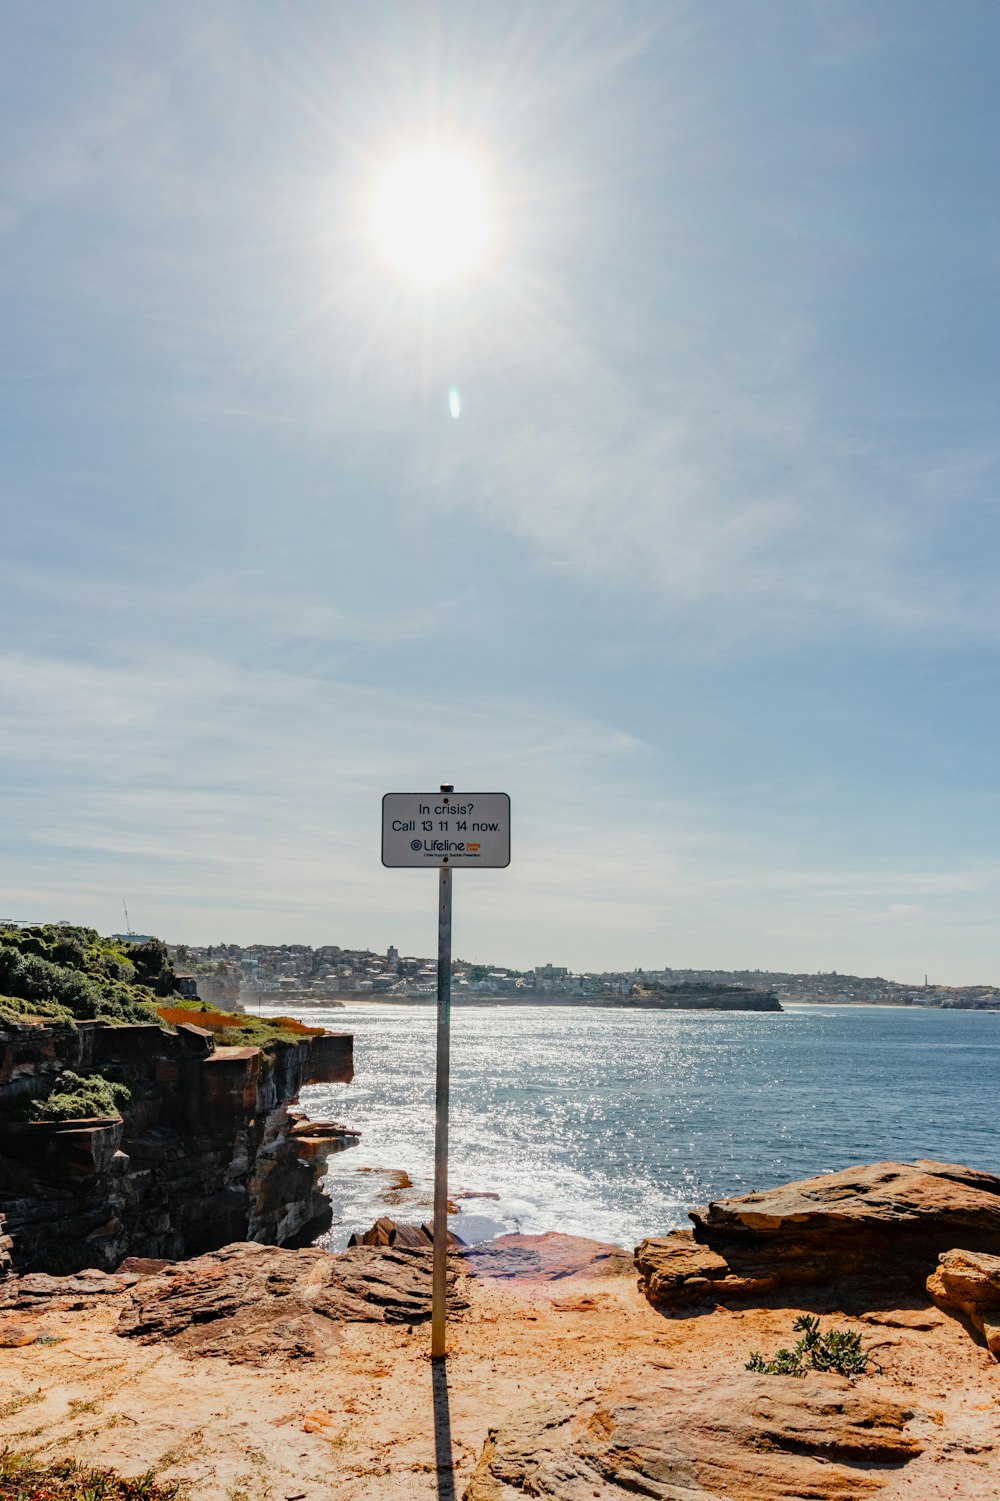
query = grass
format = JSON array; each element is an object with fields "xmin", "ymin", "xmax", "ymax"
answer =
[
  {"xmin": 746, "ymin": 1314, "xmax": 869, "ymax": 1378},
  {"xmin": 0, "ymin": 1397, "xmax": 43, "ymax": 1422},
  {"xmin": 154, "ymin": 1003, "xmax": 325, "ymax": 1052},
  {"xmin": 0, "ymin": 1448, "xmax": 186, "ymax": 1500}
]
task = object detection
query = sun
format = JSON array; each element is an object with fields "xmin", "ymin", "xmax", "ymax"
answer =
[{"xmin": 371, "ymin": 147, "xmax": 491, "ymax": 285}]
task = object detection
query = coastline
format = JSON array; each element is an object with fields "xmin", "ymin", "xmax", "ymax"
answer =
[{"xmin": 3, "ymin": 1160, "xmax": 1000, "ymax": 1497}]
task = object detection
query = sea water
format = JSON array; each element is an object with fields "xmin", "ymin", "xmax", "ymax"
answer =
[{"xmin": 262, "ymin": 1002, "xmax": 1000, "ymax": 1251}]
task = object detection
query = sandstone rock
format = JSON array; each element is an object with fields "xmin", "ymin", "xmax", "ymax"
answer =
[
  {"xmin": 0, "ymin": 1267, "xmax": 139, "ymax": 1310},
  {"xmin": 634, "ymin": 1229, "xmax": 779, "ymax": 1306},
  {"xmin": 117, "ymin": 1240, "xmax": 468, "ymax": 1360},
  {"xmin": 927, "ymin": 1247, "xmax": 1000, "ymax": 1357},
  {"xmin": 0, "ymin": 1321, "xmax": 40, "ymax": 1346},
  {"xmin": 638, "ymin": 1160, "xmax": 1000, "ymax": 1307},
  {"xmin": 347, "ymin": 1216, "xmax": 464, "ymax": 1250},
  {"xmin": 463, "ymin": 1371, "xmax": 922, "ymax": 1500},
  {"xmin": 693, "ymin": 1159, "xmax": 1000, "ymax": 1256},
  {"xmin": 461, "ymin": 1232, "xmax": 634, "ymax": 1282}
]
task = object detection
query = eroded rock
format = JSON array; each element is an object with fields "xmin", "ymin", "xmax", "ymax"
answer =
[
  {"xmin": 0, "ymin": 1266, "xmax": 139, "ymax": 1310},
  {"xmin": 116, "ymin": 1240, "xmax": 467, "ymax": 1361},
  {"xmin": 463, "ymin": 1371, "xmax": 922, "ymax": 1500},
  {"xmin": 347, "ymin": 1215, "xmax": 464, "ymax": 1250},
  {"xmin": 638, "ymin": 1160, "xmax": 1000, "ymax": 1307},
  {"xmin": 0, "ymin": 1019, "xmax": 355, "ymax": 1273},
  {"xmin": 927, "ymin": 1247, "xmax": 1000, "ymax": 1357}
]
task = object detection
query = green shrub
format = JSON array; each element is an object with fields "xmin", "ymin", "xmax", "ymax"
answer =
[
  {"xmin": 0, "ymin": 928, "xmax": 162, "ymax": 1025},
  {"xmin": 27, "ymin": 1071, "xmax": 131, "ymax": 1123},
  {"xmin": 746, "ymin": 1314, "xmax": 868, "ymax": 1379},
  {"xmin": 0, "ymin": 993, "xmax": 77, "ymax": 1027}
]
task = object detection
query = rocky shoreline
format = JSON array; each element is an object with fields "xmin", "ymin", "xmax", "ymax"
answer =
[{"xmin": 1, "ymin": 1157, "xmax": 999, "ymax": 1496}]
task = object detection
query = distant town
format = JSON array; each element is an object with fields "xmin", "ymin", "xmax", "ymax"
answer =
[{"xmin": 149, "ymin": 937, "xmax": 1000, "ymax": 1011}]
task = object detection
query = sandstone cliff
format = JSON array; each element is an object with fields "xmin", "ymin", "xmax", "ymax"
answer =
[{"xmin": 0, "ymin": 1016, "xmax": 354, "ymax": 1273}]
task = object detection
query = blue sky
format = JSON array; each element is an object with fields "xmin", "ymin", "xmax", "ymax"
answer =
[{"xmin": 2, "ymin": 2, "xmax": 999, "ymax": 982}]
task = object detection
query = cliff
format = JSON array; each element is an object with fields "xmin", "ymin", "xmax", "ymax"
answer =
[{"xmin": 0, "ymin": 1016, "xmax": 354, "ymax": 1274}]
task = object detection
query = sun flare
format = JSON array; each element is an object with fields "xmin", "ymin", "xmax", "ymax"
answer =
[{"xmin": 371, "ymin": 147, "xmax": 491, "ymax": 284}]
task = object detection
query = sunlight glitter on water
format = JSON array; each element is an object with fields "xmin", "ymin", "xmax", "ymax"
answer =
[{"xmin": 261, "ymin": 1002, "xmax": 1000, "ymax": 1251}]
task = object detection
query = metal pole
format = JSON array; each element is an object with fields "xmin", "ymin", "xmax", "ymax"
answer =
[{"xmin": 432, "ymin": 857, "xmax": 453, "ymax": 1357}]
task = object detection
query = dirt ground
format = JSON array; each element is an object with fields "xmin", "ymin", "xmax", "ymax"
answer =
[{"xmin": 2, "ymin": 1266, "xmax": 999, "ymax": 1500}]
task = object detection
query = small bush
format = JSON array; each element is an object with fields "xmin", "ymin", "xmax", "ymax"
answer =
[
  {"xmin": 27, "ymin": 1071, "xmax": 131, "ymax": 1123},
  {"xmin": 746, "ymin": 1314, "xmax": 868, "ymax": 1379}
]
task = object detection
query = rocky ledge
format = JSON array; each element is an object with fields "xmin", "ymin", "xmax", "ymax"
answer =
[
  {"xmin": 636, "ymin": 1158, "xmax": 1000, "ymax": 1360},
  {"xmin": 0, "ymin": 1018, "xmax": 355, "ymax": 1273},
  {"xmin": 465, "ymin": 1372, "xmax": 922, "ymax": 1500}
]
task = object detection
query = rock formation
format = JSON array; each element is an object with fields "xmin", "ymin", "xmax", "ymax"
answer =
[
  {"xmin": 637, "ymin": 1159, "xmax": 1000, "ymax": 1308},
  {"xmin": 348, "ymin": 1218, "xmax": 637, "ymax": 1278},
  {"xmin": 464, "ymin": 1372, "xmax": 922, "ymax": 1500},
  {"xmin": 115, "ymin": 1240, "xmax": 468, "ymax": 1361},
  {"xmin": 0, "ymin": 1017, "xmax": 354, "ymax": 1273},
  {"xmin": 627, "ymin": 981, "xmax": 783, "ymax": 1011},
  {"xmin": 927, "ymin": 1247, "xmax": 1000, "ymax": 1357},
  {"xmin": 347, "ymin": 1214, "xmax": 465, "ymax": 1250}
]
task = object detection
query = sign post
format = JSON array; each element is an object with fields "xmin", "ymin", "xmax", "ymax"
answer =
[
  {"xmin": 432, "ymin": 858, "xmax": 452, "ymax": 1359},
  {"xmin": 382, "ymin": 785, "xmax": 511, "ymax": 1358}
]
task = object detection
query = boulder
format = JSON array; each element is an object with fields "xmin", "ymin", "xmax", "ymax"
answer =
[
  {"xmin": 116, "ymin": 1239, "xmax": 467, "ymax": 1361},
  {"xmin": 463, "ymin": 1371, "xmax": 922, "ymax": 1500},
  {"xmin": 638, "ymin": 1160, "xmax": 1000, "ymax": 1307},
  {"xmin": 927, "ymin": 1247, "xmax": 1000, "ymax": 1357},
  {"xmin": 634, "ymin": 1229, "xmax": 779, "ymax": 1306},
  {"xmin": 347, "ymin": 1215, "xmax": 464, "ymax": 1250}
]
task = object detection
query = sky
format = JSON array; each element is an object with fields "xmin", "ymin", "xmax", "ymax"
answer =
[{"xmin": 2, "ymin": 1, "xmax": 999, "ymax": 983}]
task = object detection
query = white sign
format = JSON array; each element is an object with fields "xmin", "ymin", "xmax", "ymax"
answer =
[{"xmin": 382, "ymin": 792, "xmax": 510, "ymax": 868}]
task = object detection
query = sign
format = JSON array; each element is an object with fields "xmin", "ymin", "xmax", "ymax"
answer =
[{"xmin": 382, "ymin": 792, "xmax": 510, "ymax": 868}]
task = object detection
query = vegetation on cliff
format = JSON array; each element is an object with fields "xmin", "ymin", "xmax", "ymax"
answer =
[
  {"xmin": 0, "ymin": 926, "xmax": 327, "ymax": 1054},
  {"xmin": 28, "ymin": 1071, "xmax": 132, "ymax": 1124},
  {"xmin": 0, "ymin": 926, "xmax": 172, "ymax": 1027},
  {"xmin": 154, "ymin": 1000, "xmax": 324, "ymax": 1051}
]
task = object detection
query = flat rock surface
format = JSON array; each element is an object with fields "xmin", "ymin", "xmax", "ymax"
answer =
[
  {"xmin": 116, "ymin": 1240, "xmax": 468, "ymax": 1360},
  {"xmin": 460, "ymin": 1231, "xmax": 634, "ymax": 1281},
  {"xmin": 464, "ymin": 1372, "xmax": 922, "ymax": 1500},
  {"xmin": 0, "ymin": 1267, "xmax": 139, "ymax": 1310},
  {"xmin": 1, "ymin": 1245, "xmax": 998, "ymax": 1498},
  {"xmin": 693, "ymin": 1160, "xmax": 1000, "ymax": 1249}
]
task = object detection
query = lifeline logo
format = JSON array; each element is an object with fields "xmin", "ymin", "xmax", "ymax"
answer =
[{"xmin": 410, "ymin": 839, "xmax": 476, "ymax": 853}]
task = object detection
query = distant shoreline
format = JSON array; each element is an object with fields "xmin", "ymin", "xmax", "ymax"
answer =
[{"xmin": 254, "ymin": 993, "xmax": 1000, "ymax": 1012}]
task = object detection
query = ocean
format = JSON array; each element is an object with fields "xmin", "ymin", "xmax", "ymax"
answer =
[{"xmin": 262, "ymin": 1002, "xmax": 1000, "ymax": 1252}]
